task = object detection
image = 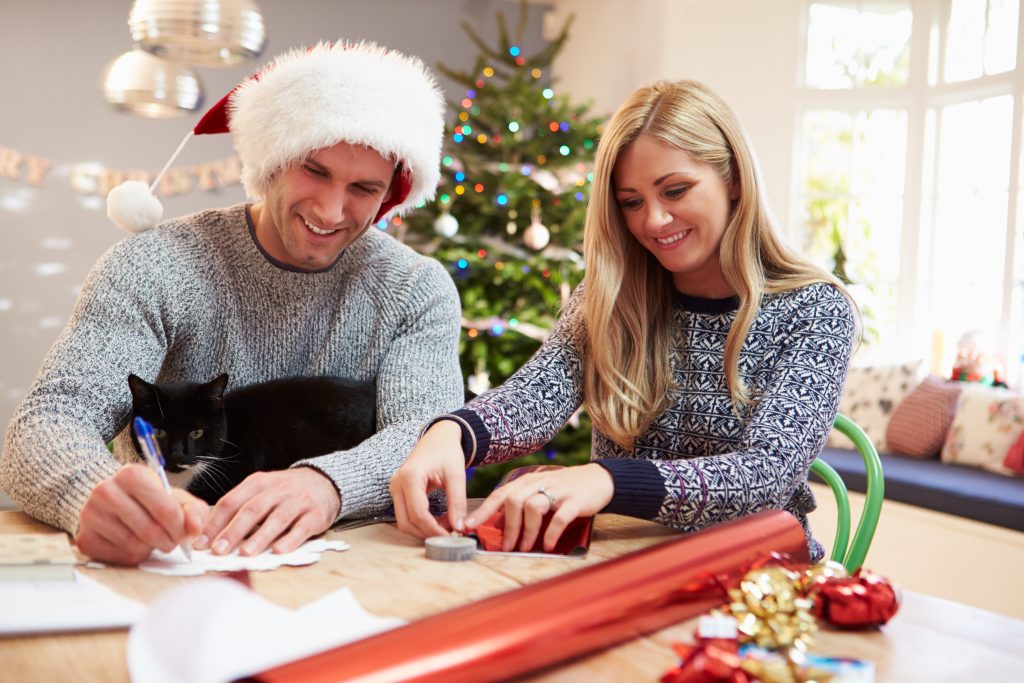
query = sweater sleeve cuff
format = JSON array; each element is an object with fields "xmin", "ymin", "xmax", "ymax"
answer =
[
  {"xmin": 424, "ymin": 408, "xmax": 491, "ymax": 466},
  {"xmin": 593, "ymin": 458, "xmax": 667, "ymax": 519}
]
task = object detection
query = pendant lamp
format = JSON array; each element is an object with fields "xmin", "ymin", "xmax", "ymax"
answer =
[
  {"xmin": 128, "ymin": 0, "xmax": 267, "ymax": 67},
  {"xmin": 100, "ymin": 48, "xmax": 205, "ymax": 118}
]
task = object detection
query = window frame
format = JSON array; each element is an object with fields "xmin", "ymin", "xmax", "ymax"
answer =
[{"xmin": 792, "ymin": 0, "xmax": 1024, "ymax": 382}]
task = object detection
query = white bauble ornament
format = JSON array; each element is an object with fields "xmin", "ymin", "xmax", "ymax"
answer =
[
  {"xmin": 467, "ymin": 368, "xmax": 491, "ymax": 396},
  {"xmin": 523, "ymin": 218, "xmax": 550, "ymax": 250},
  {"xmin": 434, "ymin": 211, "xmax": 459, "ymax": 238}
]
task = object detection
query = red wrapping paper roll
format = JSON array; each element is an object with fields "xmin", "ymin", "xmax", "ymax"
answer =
[{"xmin": 251, "ymin": 510, "xmax": 808, "ymax": 683}]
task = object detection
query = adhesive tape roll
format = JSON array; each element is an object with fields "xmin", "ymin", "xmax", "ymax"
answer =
[{"xmin": 425, "ymin": 535, "xmax": 477, "ymax": 561}]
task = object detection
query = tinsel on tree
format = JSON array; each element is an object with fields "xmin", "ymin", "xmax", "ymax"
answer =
[{"xmin": 399, "ymin": 1, "xmax": 605, "ymax": 494}]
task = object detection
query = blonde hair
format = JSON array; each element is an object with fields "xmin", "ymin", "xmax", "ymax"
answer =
[{"xmin": 582, "ymin": 80, "xmax": 853, "ymax": 450}]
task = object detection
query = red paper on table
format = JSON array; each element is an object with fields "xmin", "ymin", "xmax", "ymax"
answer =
[
  {"xmin": 250, "ymin": 509, "xmax": 810, "ymax": 683},
  {"xmin": 469, "ymin": 463, "xmax": 593, "ymax": 557},
  {"xmin": 471, "ymin": 512, "xmax": 592, "ymax": 557}
]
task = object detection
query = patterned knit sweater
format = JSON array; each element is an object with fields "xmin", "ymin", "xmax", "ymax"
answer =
[
  {"xmin": 0, "ymin": 204, "xmax": 464, "ymax": 535},
  {"xmin": 450, "ymin": 283, "xmax": 855, "ymax": 561}
]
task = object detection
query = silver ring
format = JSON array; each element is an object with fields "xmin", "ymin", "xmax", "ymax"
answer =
[{"xmin": 536, "ymin": 485, "xmax": 557, "ymax": 507}]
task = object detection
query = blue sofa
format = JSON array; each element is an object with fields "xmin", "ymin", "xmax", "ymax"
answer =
[{"xmin": 813, "ymin": 447, "xmax": 1024, "ymax": 533}]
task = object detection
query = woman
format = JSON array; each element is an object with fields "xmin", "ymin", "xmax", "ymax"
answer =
[{"xmin": 390, "ymin": 80, "xmax": 857, "ymax": 561}]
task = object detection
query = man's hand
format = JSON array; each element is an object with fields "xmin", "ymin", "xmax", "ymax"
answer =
[
  {"xmin": 76, "ymin": 463, "xmax": 209, "ymax": 565},
  {"xmin": 194, "ymin": 467, "xmax": 340, "ymax": 556},
  {"xmin": 390, "ymin": 420, "xmax": 467, "ymax": 538}
]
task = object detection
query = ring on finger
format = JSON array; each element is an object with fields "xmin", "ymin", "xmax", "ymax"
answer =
[{"xmin": 535, "ymin": 485, "xmax": 557, "ymax": 508}]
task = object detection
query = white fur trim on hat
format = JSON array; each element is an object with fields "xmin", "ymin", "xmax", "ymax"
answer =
[{"xmin": 229, "ymin": 41, "xmax": 446, "ymax": 219}]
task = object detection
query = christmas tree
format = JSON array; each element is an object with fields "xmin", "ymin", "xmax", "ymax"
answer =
[{"xmin": 400, "ymin": 1, "xmax": 605, "ymax": 495}]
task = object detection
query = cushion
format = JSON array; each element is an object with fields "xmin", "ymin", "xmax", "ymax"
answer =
[
  {"xmin": 884, "ymin": 376, "xmax": 962, "ymax": 458},
  {"xmin": 1004, "ymin": 431, "xmax": 1024, "ymax": 475},
  {"xmin": 941, "ymin": 384, "xmax": 1024, "ymax": 475},
  {"xmin": 828, "ymin": 360, "xmax": 922, "ymax": 453}
]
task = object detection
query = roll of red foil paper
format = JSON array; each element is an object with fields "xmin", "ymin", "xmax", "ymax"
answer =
[{"xmin": 251, "ymin": 510, "xmax": 808, "ymax": 683}]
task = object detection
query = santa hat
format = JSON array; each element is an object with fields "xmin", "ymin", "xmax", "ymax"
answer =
[{"xmin": 107, "ymin": 41, "xmax": 446, "ymax": 233}]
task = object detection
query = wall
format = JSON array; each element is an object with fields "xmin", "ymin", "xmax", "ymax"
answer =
[
  {"xmin": 0, "ymin": 0, "xmax": 550, "ymax": 506},
  {"xmin": 546, "ymin": 0, "xmax": 804, "ymax": 240}
]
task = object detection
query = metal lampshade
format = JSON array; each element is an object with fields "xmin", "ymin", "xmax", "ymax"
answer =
[
  {"xmin": 100, "ymin": 49, "xmax": 205, "ymax": 118},
  {"xmin": 128, "ymin": 0, "xmax": 267, "ymax": 67}
]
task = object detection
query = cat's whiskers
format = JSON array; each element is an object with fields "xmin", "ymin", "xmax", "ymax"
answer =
[
  {"xmin": 218, "ymin": 437, "xmax": 240, "ymax": 449},
  {"xmin": 207, "ymin": 448, "xmax": 242, "ymax": 463},
  {"xmin": 193, "ymin": 455, "xmax": 233, "ymax": 493}
]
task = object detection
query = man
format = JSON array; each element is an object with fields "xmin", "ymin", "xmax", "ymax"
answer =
[{"xmin": 0, "ymin": 41, "xmax": 463, "ymax": 565}]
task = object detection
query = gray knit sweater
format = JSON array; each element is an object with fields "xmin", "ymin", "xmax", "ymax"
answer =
[{"xmin": 0, "ymin": 204, "xmax": 464, "ymax": 535}]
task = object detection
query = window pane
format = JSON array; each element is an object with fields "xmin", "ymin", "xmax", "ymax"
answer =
[
  {"xmin": 798, "ymin": 109, "xmax": 907, "ymax": 345},
  {"xmin": 986, "ymin": 0, "xmax": 1019, "ymax": 75},
  {"xmin": 806, "ymin": 1, "xmax": 913, "ymax": 89},
  {"xmin": 936, "ymin": 96, "xmax": 1012, "ymax": 194},
  {"xmin": 946, "ymin": 0, "xmax": 1019, "ymax": 82},
  {"xmin": 930, "ymin": 96, "xmax": 1012, "ymax": 356},
  {"xmin": 946, "ymin": 0, "xmax": 986, "ymax": 82}
]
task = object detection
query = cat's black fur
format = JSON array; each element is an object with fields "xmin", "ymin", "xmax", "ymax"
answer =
[{"xmin": 127, "ymin": 373, "xmax": 376, "ymax": 505}]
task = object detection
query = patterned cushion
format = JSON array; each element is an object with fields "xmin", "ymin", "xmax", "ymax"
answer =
[
  {"xmin": 1004, "ymin": 430, "xmax": 1024, "ymax": 475},
  {"xmin": 884, "ymin": 376, "xmax": 962, "ymax": 458},
  {"xmin": 828, "ymin": 361, "xmax": 921, "ymax": 453},
  {"xmin": 941, "ymin": 384, "xmax": 1024, "ymax": 475}
]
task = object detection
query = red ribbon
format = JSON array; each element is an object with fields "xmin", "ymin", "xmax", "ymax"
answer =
[{"xmin": 660, "ymin": 639, "xmax": 752, "ymax": 683}]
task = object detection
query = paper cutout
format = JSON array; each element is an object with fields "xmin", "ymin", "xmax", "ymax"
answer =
[
  {"xmin": 138, "ymin": 538, "xmax": 350, "ymax": 576},
  {"xmin": 0, "ymin": 570, "xmax": 145, "ymax": 635},
  {"xmin": 127, "ymin": 577, "xmax": 403, "ymax": 683}
]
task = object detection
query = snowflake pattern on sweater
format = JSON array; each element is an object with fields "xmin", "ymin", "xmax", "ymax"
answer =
[{"xmin": 450, "ymin": 282, "xmax": 855, "ymax": 561}]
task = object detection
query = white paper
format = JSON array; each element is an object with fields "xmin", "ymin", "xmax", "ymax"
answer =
[
  {"xmin": 0, "ymin": 570, "xmax": 146, "ymax": 635},
  {"xmin": 138, "ymin": 538, "xmax": 349, "ymax": 576},
  {"xmin": 126, "ymin": 577, "xmax": 404, "ymax": 683}
]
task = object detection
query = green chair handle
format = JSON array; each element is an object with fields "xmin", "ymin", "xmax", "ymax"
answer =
[
  {"xmin": 810, "ymin": 457, "xmax": 851, "ymax": 565},
  {"xmin": 831, "ymin": 413, "xmax": 885, "ymax": 571}
]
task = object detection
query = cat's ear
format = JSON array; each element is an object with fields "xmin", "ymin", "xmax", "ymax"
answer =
[
  {"xmin": 207, "ymin": 374, "xmax": 229, "ymax": 405},
  {"xmin": 127, "ymin": 374, "xmax": 153, "ymax": 405}
]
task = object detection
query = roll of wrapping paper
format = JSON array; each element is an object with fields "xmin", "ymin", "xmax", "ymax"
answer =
[{"xmin": 251, "ymin": 510, "xmax": 808, "ymax": 683}]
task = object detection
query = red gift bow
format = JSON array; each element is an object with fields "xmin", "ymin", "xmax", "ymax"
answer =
[{"xmin": 812, "ymin": 568, "xmax": 900, "ymax": 628}]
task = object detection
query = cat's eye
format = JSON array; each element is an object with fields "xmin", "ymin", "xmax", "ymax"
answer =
[
  {"xmin": 155, "ymin": 429, "xmax": 167, "ymax": 439},
  {"xmin": 189, "ymin": 429, "xmax": 204, "ymax": 439}
]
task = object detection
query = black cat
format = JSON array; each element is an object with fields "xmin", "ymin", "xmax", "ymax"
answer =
[{"xmin": 127, "ymin": 373, "xmax": 376, "ymax": 504}]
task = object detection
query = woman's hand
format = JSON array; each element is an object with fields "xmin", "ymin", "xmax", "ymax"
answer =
[
  {"xmin": 465, "ymin": 463, "xmax": 614, "ymax": 553},
  {"xmin": 390, "ymin": 420, "xmax": 467, "ymax": 538}
]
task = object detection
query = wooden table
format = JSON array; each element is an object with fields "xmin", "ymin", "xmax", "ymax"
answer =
[{"xmin": 1, "ymin": 509, "xmax": 1021, "ymax": 682}]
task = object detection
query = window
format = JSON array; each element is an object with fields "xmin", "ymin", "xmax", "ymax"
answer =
[{"xmin": 795, "ymin": 0, "xmax": 1024, "ymax": 384}]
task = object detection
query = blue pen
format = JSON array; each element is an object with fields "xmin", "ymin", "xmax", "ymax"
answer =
[{"xmin": 133, "ymin": 417, "xmax": 193, "ymax": 563}]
